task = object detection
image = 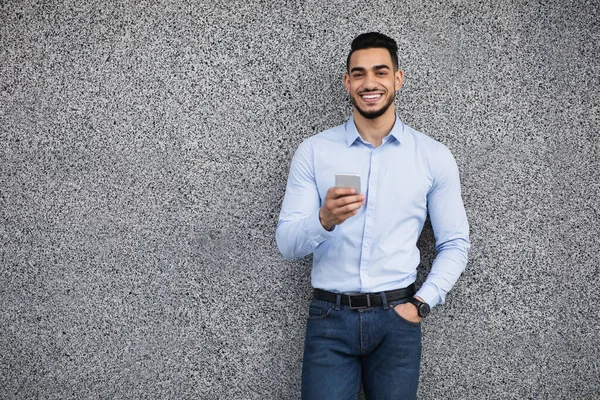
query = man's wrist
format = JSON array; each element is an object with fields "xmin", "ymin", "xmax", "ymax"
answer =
[
  {"xmin": 319, "ymin": 209, "xmax": 334, "ymax": 231},
  {"xmin": 408, "ymin": 297, "xmax": 431, "ymax": 318}
]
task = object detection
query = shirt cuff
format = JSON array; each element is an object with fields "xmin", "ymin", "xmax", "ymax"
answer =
[
  {"xmin": 304, "ymin": 208, "xmax": 335, "ymax": 245},
  {"xmin": 415, "ymin": 283, "xmax": 441, "ymax": 309}
]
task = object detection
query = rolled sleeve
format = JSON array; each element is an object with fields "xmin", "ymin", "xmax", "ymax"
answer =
[
  {"xmin": 419, "ymin": 145, "xmax": 470, "ymax": 308},
  {"xmin": 276, "ymin": 140, "xmax": 334, "ymax": 260}
]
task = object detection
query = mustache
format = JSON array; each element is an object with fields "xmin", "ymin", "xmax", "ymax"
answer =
[{"xmin": 358, "ymin": 88, "xmax": 384, "ymax": 94}]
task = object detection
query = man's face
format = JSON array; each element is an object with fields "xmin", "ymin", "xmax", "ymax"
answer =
[{"xmin": 344, "ymin": 48, "xmax": 403, "ymax": 120}]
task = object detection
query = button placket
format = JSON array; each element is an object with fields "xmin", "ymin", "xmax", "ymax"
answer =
[{"xmin": 359, "ymin": 149, "xmax": 379, "ymax": 291}]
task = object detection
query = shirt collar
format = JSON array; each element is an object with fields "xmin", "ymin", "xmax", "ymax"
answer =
[{"xmin": 344, "ymin": 115, "xmax": 405, "ymax": 147}]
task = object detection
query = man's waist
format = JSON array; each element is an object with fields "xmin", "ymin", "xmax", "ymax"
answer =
[{"xmin": 313, "ymin": 283, "xmax": 416, "ymax": 309}]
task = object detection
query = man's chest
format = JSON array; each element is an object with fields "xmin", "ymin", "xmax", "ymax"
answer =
[{"xmin": 313, "ymin": 144, "xmax": 433, "ymax": 210}]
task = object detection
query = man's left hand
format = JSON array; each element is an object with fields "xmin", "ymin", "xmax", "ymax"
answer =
[{"xmin": 393, "ymin": 296, "xmax": 425, "ymax": 324}]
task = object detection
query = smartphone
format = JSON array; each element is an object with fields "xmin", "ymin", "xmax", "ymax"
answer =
[{"xmin": 335, "ymin": 173, "xmax": 361, "ymax": 194}]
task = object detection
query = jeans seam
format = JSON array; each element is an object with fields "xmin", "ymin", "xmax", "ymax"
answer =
[
  {"xmin": 307, "ymin": 307, "xmax": 332, "ymax": 320},
  {"xmin": 354, "ymin": 370, "xmax": 361, "ymax": 400}
]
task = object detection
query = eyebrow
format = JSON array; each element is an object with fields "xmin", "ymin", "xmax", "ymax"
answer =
[
  {"xmin": 350, "ymin": 65, "xmax": 392, "ymax": 73},
  {"xmin": 373, "ymin": 65, "xmax": 391, "ymax": 71}
]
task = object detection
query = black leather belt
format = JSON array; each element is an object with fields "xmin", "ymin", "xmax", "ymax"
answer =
[{"xmin": 313, "ymin": 284, "xmax": 416, "ymax": 309}]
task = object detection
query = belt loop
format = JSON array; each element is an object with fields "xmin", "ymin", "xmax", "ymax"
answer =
[
  {"xmin": 335, "ymin": 294, "xmax": 341, "ymax": 311},
  {"xmin": 381, "ymin": 291, "xmax": 389, "ymax": 309}
]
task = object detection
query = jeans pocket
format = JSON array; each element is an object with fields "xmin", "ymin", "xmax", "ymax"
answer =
[
  {"xmin": 389, "ymin": 301, "xmax": 421, "ymax": 327},
  {"xmin": 307, "ymin": 301, "xmax": 333, "ymax": 320}
]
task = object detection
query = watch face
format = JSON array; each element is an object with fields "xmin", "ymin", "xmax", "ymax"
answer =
[{"xmin": 419, "ymin": 303, "xmax": 431, "ymax": 317}]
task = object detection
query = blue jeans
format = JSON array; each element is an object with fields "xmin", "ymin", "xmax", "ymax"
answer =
[{"xmin": 301, "ymin": 296, "xmax": 421, "ymax": 400}]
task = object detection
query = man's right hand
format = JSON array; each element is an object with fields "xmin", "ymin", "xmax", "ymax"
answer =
[{"xmin": 319, "ymin": 187, "xmax": 366, "ymax": 231}]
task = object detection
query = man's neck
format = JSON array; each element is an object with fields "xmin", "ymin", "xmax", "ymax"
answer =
[{"xmin": 353, "ymin": 108, "xmax": 396, "ymax": 148}]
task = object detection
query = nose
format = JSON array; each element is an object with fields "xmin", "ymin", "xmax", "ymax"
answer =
[{"xmin": 363, "ymin": 72, "xmax": 378, "ymax": 90}]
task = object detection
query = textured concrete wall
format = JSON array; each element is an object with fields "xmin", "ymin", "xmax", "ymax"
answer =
[{"xmin": 1, "ymin": 0, "xmax": 598, "ymax": 399}]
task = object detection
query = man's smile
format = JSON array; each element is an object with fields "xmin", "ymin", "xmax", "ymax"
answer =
[{"xmin": 359, "ymin": 92, "xmax": 384, "ymax": 103}]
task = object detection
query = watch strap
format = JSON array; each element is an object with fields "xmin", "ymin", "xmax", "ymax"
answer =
[{"xmin": 408, "ymin": 297, "xmax": 430, "ymax": 317}]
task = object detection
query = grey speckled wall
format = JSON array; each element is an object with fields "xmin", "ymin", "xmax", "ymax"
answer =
[{"xmin": 1, "ymin": 0, "xmax": 598, "ymax": 399}]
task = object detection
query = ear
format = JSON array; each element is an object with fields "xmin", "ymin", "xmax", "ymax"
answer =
[
  {"xmin": 344, "ymin": 73, "xmax": 351, "ymax": 94},
  {"xmin": 395, "ymin": 69, "xmax": 404, "ymax": 91}
]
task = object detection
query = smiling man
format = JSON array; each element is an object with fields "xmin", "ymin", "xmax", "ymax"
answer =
[{"xmin": 276, "ymin": 32, "xmax": 470, "ymax": 400}]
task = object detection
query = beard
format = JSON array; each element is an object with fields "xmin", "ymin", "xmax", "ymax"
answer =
[{"xmin": 350, "ymin": 92, "xmax": 395, "ymax": 120}]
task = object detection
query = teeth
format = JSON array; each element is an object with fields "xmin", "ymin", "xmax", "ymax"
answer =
[{"xmin": 362, "ymin": 94, "xmax": 381, "ymax": 99}]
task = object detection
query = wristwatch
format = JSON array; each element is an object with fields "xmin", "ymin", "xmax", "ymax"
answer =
[{"xmin": 408, "ymin": 297, "xmax": 431, "ymax": 318}]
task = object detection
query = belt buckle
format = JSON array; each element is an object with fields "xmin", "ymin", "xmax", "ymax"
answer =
[{"xmin": 348, "ymin": 294, "xmax": 371, "ymax": 310}]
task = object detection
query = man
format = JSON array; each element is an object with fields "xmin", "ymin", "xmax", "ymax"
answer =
[{"xmin": 276, "ymin": 32, "xmax": 470, "ymax": 400}]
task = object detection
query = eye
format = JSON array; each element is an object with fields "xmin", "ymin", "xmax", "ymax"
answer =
[
  {"xmin": 353, "ymin": 73, "xmax": 364, "ymax": 78},
  {"xmin": 377, "ymin": 71, "xmax": 387, "ymax": 76}
]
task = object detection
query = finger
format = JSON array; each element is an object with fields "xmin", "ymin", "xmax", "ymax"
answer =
[
  {"xmin": 328, "ymin": 202, "xmax": 363, "ymax": 219},
  {"xmin": 335, "ymin": 209, "xmax": 360, "ymax": 223},
  {"xmin": 332, "ymin": 194, "xmax": 365, "ymax": 208},
  {"xmin": 323, "ymin": 195, "xmax": 363, "ymax": 215},
  {"xmin": 335, "ymin": 201, "xmax": 366, "ymax": 218},
  {"xmin": 331, "ymin": 187, "xmax": 357, "ymax": 198}
]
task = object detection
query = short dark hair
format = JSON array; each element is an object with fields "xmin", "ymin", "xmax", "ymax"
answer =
[{"xmin": 346, "ymin": 32, "xmax": 399, "ymax": 72}]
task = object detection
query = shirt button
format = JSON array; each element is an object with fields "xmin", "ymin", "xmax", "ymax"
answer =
[
  {"xmin": 370, "ymin": 180, "xmax": 377, "ymax": 186},
  {"xmin": 364, "ymin": 243, "xmax": 370, "ymax": 248}
]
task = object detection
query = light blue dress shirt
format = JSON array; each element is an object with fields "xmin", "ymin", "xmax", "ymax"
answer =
[{"xmin": 276, "ymin": 115, "xmax": 470, "ymax": 308}]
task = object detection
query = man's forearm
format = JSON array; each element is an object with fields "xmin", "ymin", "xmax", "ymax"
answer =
[
  {"xmin": 416, "ymin": 236, "xmax": 470, "ymax": 308},
  {"xmin": 276, "ymin": 208, "xmax": 334, "ymax": 260}
]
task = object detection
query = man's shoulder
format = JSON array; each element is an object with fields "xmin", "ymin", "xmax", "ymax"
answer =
[
  {"xmin": 403, "ymin": 123, "xmax": 445, "ymax": 148},
  {"xmin": 304, "ymin": 121, "xmax": 347, "ymax": 144},
  {"xmin": 402, "ymin": 123, "xmax": 454, "ymax": 157},
  {"xmin": 292, "ymin": 121, "xmax": 347, "ymax": 160}
]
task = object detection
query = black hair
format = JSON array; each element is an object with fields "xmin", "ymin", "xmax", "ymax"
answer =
[{"xmin": 346, "ymin": 32, "xmax": 399, "ymax": 72}]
